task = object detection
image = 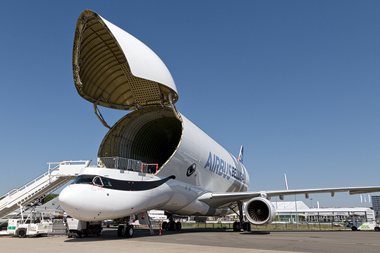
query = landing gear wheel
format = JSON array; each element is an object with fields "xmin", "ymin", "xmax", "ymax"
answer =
[
  {"xmin": 162, "ymin": 221, "xmax": 168, "ymax": 231},
  {"xmin": 243, "ymin": 222, "xmax": 251, "ymax": 231},
  {"xmin": 233, "ymin": 221, "xmax": 241, "ymax": 232},
  {"xmin": 125, "ymin": 225, "xmax": 134, "ymax": 238},
  {"xmin": 117, "ymin": 225, "xmax": 126, "ymax": 237},
  {"xmin": 18, "ymin": 228, "xmax": 27, "ymax": 238},
  {"xmin": 168, "ymin": 220, "xmax": 175, "ymax": 231},
  {"xmin": 175, "ymin": 222, "xmax": 182, "ymax": 231}
]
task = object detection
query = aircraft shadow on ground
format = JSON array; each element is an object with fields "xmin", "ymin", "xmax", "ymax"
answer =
[
  {"xmin": 63, "ymin": 227, "xmax": 350, "ymax": 242},
  {"xmin": 63, "ymin": 227, "xmax": 273, "ymax": 242}
]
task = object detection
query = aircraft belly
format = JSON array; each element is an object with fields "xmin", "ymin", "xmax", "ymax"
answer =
[{"xmin": 160, "ymin": 180, "xmax": 200, "ymax": 212}]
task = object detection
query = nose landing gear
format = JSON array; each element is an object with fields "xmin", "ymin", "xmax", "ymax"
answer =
[{"xmin": 117, "ymin": 224, "xmax": 134, "ymax": 238}]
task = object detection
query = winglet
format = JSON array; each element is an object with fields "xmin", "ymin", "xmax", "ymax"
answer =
[{"xmin": 238, "ymin": 146, "xmax": 244, "ymax": 163}]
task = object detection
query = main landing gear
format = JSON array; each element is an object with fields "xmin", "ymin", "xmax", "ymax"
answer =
[
  {"xmin": 117, "ymin": 224, "xmax": 134, "ymax": 238},
  {"xmin": 162, "ymin": 215, "xmax": 182, "ymax": 231},
  {"xmin": 233, "ymin": 221, "xmax": 251, "ymax": 232},
  {"xmin": 232, "ymin": 201, "xmax": 251, "ymax": 232}
]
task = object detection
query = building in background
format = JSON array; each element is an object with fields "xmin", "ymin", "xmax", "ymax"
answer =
[
  {"xmin": 273, "ymin": 201, "xmax": 375, "ymax": 223},
  {"xmin": 371, "ymin": 196, "xmax": 380, "ymax": 218}
]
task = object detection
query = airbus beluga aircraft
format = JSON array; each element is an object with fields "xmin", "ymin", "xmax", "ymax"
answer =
[{"xmin": 59, "ymin": 10, "xmax": 380, "ymax": 237}]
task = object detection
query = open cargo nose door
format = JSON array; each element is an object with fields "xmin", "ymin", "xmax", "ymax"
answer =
[{"xmin": 72, "ymin": 10, "xmax": 183, "ymax": 172}]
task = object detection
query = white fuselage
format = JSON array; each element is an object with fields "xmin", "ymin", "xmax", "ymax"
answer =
[{"xmin": 59, "ymin": 110, "xmax": 249, "ymax": 221}]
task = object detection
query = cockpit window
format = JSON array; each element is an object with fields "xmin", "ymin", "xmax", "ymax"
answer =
[
  {"xmin": 72, "ymin": 175, "xmax": 113, "ymax": 188},
  {"xmin": 102, "ymin": 177, "xmax": 112, "ymax": 187},
  {"xmin": 72, "ymin": 175, "xmax": 95, "ymax": 184},
  {"xmin": 93, "ymin": 176, "xmax": 103, "ymax": 186}
]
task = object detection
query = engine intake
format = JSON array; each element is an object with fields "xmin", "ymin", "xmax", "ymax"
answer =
[{"xmin": 244, "ymin": 197, "xmax": 276, "ymax": 226}]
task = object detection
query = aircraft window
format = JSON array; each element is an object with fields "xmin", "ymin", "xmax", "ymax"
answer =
[
  {"xmin": 101, "ymin": 177, "xmax": 112, "ymax": 187},
  {"xmin": 72, "ymin": 175, "xmax": 95, "ymax": 184},
  {"xmin": 93, "ymin": 176, "xmax": 103, "ymax": 186},
  {"xmin": 71, "ymin": 176, "xmax": 81, "ymax": 184}
]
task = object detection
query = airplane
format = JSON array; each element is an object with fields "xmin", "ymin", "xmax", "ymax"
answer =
[{"xmin": 59, "ymin": 9, "xmax": 380, "ymax": 237}]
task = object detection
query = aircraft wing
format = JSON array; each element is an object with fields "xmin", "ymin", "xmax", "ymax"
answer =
[{"xmin": 198, "ymin": 186, "xmax": 380, "ymax": 208}]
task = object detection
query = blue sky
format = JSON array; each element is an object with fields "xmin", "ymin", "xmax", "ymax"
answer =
[{"xmin": 1, "ymin": 1, "xmax": 379, "ymax": 208}]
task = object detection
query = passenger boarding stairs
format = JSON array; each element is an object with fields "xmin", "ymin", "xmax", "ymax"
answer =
[{"xmin": 0, "ymin": 160, "xmax": 90, "ymax": 219}]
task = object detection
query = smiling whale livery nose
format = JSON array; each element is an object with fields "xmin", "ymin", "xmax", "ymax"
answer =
[
  {"xmin": 59, "ymin": 171, "xmax": 179, "ymax": 221},
  {"xmin": 59, "ymin": 185, "xmax": 84, "ymax": 217}
]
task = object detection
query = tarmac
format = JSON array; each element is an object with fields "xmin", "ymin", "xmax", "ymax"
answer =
[{"xmin": 1, "ymin": 226, "xmax": 380, "ymax": 253}]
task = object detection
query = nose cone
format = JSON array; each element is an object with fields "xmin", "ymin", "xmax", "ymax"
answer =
[{"xmin": 59, "ymin": 185, "xmax": 84, "ymax": 217}]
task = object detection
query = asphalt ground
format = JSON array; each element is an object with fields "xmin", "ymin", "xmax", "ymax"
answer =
[{"xmin": 1, "ymin": 226, "xmax": 379, "ymax": 253}]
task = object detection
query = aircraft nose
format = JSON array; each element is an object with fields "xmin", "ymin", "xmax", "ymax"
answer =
[{"xmin": 59, "ymin": 185, "xmax": 84, "ymax": 216}]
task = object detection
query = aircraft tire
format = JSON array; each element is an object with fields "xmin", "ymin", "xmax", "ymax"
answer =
[
  {"xmin": 117, "ymin": 225, "xmax": 125, "ymax": 237},
  {"xmin": 243, "ymin": 222, "xmax": 251, "ymax": 231},
  {"xmin": 233, "ymin": 221, "xmax": 241, "ymax": 232},
  {"xmin": 175, "ymin": 221, "xmax": 182, "ymax": 231},
  {"xmin": 125, "ymin": 225, "xmax": 134, "ymax": 238},
  {"xmin": 168, "ymin": 220, "xmax": 175, "ymax": 231},
  {"xmin": 162, "ymin": 221, "xmax": 168, "ymax": 231}
]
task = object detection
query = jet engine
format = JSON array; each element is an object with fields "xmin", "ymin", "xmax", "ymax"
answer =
[{"xmin": 244, "ymin": 197, "xmax": 276, "ymax": 226}]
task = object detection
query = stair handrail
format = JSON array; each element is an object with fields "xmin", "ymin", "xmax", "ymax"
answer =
[
  {"xmin": 0, "ymin": 188, "xmax": 18, "ymax": 199},
  {"xmin": 0, "ymin": 170, "xmax": 54, "ymax": 200},
  {"xmin": 1, "ymin": 164, "xmax": 59, "ymax": 200}
]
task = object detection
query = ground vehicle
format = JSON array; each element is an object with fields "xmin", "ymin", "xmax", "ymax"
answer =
[
  {"xmin": 344, "ymin": 216, "xmax": 380, "ymax": 231},
  {"xmin": 7, "ymin": 211, "xmax": 53, "ymax": 237},
  {"xmin": 357, "ymin": 221, "xmax": 380, "ymax": 231}
]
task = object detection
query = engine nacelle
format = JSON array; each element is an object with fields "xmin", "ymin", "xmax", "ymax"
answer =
[{"xmin": 244, "ymin": 197, "xmax": 276, "ymax": 226}]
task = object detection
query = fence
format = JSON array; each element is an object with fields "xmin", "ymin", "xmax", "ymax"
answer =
[
  {"xmin": 147, "ymin": 221, "xmax": 346, "ymax": 231},
  {"xmin": 98, "ymin": 157, "xmax": 158, "ymax": 174}
]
